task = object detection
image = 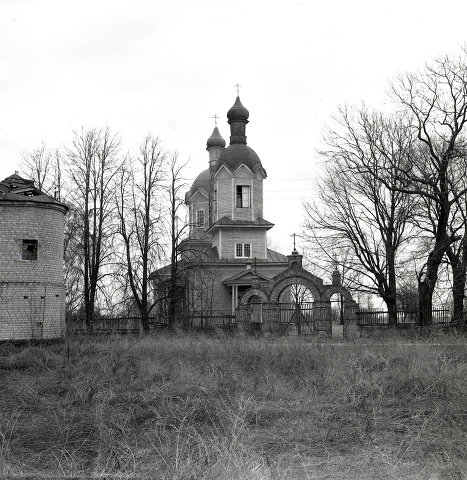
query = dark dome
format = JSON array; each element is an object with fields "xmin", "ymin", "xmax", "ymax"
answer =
[
  {"xmin": 217, "ymin": 144, "xmax": 265, "ymax": 175},
  {"xmin": 190, "ymin": 169, "xmax": 210, "ymax": 193},
  {"xmin": 206, "ymin": 127, "xmax": 226, "ymax": 149},
  {"xmin": 227, "ymin": 96, "xmax": 249, "ymax": 122}
]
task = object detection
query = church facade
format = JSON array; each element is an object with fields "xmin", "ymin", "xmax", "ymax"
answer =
[
  {"xmin": 180, "ymin": 95, "xmax": 291, "ymax": 312},
  {"xmin": 153, "ymin": 95, "xmax": 357, "ymax": 331}
]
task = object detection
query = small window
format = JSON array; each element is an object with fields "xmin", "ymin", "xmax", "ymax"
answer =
[
  {"xmin": 22, "ymin": 239, "xmax": 38, "ymax": 261},
  {"xmin": 236, "ymin": 185, "xmax": 251, "ymax": 208},
  {"xmin": 235, "ymin": 243, "xmax": 251, "ymax": 258},
  {"xmin": 196, "ymin": 209, "xmax": 205, "ymax": 228}
]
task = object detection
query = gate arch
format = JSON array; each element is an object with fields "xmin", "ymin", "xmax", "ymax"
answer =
[
  {"xmin": 322, "ymin": 285, "xmax": 353, "ymax": 302},
  {"xmin": 240, "ymin": 288, "xmax": 268, "ymax": 305},
  {"xmin": 270, "ymin": 275, "xmax": 321, "ymax": 303}
]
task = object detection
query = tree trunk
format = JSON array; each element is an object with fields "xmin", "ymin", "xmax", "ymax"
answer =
[
  {"xmin": 386, "ymin": 297, "xmax": 398, "ymax": 327},
  {"xmin": 446, "ymin": 242, "xmax": 467, "ymax": 326},
  {"xmin": 418, "ymin": 280, "xmax": 433, "ymax": 326},
  {"xmin": 386, "ymin": 240, "xmax": 398, "ymax": 327},
  {"xmin": 451, "ymin": 269, "xmax": 465, "ymax": 325}
]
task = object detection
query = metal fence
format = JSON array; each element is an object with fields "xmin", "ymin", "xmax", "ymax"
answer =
[
  {"xmin": 66, "ymin": 311, "xmax": 238, "ymax": 335},
  {"xmin": 356, "ymin": 308, "xmax": 451, "ymax": 327},
  {"xmin": 66, "ymin": 304, "xmax": 327, "ymax": 335}
]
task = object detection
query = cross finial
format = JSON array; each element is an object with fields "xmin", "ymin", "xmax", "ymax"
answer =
[
  {"xmin": 234, "ymin": 83, "xmax": 241, "ymax": 96},
  {"xmin": 333, "ymin": 252, "xmax": 338, "ymax": 270},
  {"xmin": 212, "ymin": 114, "xmax": 219, "ymax": 127},
  {"xmin": 291, "ymin": 233, "xmax": 297, "ymax": 252}
]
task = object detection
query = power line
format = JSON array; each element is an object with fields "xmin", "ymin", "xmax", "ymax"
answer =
[
  {"xmin": 264, "ymin": 188, "xmax": 314, "ymax": 193},
  {"xmin": 267, "ymin": 178, "xmax": 316, "ymax": 182}
]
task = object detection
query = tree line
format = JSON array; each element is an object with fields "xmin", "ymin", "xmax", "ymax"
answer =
[
  {"xmin": 304, "ymin": 49, "xmax": 467, "ymax": 326},
  {"xmin": 21, "ymin": 131, "xmax": 187, "ymax": 332}
]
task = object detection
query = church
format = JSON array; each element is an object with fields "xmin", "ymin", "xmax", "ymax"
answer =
[{"xmin": 153, "ymin": 95, "xmax": 356, "ymax": 330}]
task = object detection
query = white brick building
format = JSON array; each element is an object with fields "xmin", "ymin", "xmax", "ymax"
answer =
[{"xmin": 0, "ymin": 174, "xmax": 68, "ymax": 340}]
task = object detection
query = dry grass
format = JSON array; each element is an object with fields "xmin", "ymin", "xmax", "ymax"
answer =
[{"xmin": 1, "ymin": 331, "xmax": 466, "ymax": 479}]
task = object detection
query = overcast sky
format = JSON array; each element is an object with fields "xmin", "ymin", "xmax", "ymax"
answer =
[{"xmin": 1, "ymin": 0, "xmax": 466, "ymax": 254}]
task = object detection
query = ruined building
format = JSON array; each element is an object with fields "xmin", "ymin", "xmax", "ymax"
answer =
[{"xmin": 0, "ymin": 174, "xmax": 68, "ymax": 340}]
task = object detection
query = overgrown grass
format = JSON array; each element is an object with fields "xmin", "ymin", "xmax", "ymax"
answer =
[{"xmin": 1, "ymin": 332, "xmax": 466, "ymax": 479}]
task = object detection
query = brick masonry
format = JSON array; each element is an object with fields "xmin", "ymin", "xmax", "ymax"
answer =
[{"xmin": 0, "ymin": 203, "xmax": 67, "ymax": 340}]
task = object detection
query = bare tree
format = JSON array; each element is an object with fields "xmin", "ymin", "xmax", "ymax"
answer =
[
  {"xmin": 21, "ymin": 143, "xmax": 63, "ymax": 198},
  {"xmin": 304, "ymin": 107, "xmax": 415, "ymax": 325},
  {"xmin": 116, "ymin": 135, "xmax": 166, "ymax": 331},
  {"xmin": 20, "ymin": 143, "xmax": 78, "ymax": 315},
  {"xmin": 386, "ymin": 53, "xmax": 467, "ymax": 325},
  {"xmin": 166, "ymin": 153, "xmax": 189, "ymax": 326},
  {"xmin": 65, "ymin": 128, "xmax": 121, "ymax": 331}
]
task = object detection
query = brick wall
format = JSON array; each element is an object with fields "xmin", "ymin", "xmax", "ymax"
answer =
[
  {"xmin": 0, "ymin": 282, "xmax": 66, "ymax": 340},
  {"xmin": 0, "ymin": 205, "xmax": 65, "ymax": 283},
  {"xmin": 0, "ymin": 203, "xmax": 66, "ymax": 340}
]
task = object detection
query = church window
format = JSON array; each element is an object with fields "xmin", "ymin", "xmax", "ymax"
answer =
[
  {"xmin": 22, "ymin": 239, "xmax": 38, "ymax": 261},
  {"xmin": 235, "ymin": 243, "xmax": 251, "ymax": 258},
  {"xmin": 236, "ymin": 185, "xmax": 251, "ymax": 208},
  {"xmin": 196, "ymin": 209, "xmax": 205, "ymax": 228}
]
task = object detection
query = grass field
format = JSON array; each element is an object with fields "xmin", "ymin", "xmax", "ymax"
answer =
[{"xmin": 1, "ymin": 332, "xmax": 466, "ymax": 479}]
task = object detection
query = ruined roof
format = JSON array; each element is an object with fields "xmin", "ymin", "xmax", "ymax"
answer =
[{"xmin": 0, "ymin": 173, "xmax": 68, "ymax": 211}]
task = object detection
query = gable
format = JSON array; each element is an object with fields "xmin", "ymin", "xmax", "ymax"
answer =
[
  {"xmin": 214, "ymin": 164, "xmax": 233, "ymax": 180},
  {"xmin": 222, "ymin": 269, "xmax": 270, "ymax": 285},
  {"xmin": 190, "ymin": 188, "xmax": 209, "ymax": 202},
  {"xmin": 233, "ymin": 163, "xmax": 254, "ymax": 177}
]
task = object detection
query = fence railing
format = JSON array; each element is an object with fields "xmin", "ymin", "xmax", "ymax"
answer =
[
  {"xmin": 356, "ymin": 308, "xmax": 451, "ymax": 327},
  {"xmin": 66, "ymin": 306, "xmax": 455, "ymax": 335},
  {"xmin": 66, "ymin": 311, "xmax": 239, "ymax": 335}
]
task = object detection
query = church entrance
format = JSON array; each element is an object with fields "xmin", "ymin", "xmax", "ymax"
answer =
[
  {"xmin": 237, "ymin": 267, "xmax": 356, "ymax": 337},
  {"xmin": 278, "ymin": 301, "xmax": 314, "ymax": 335}
]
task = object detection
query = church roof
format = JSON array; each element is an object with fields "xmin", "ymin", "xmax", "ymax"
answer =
[
  {"xmin": 206, "ymin": 126, "xmax": 226, "ymax": 149},
  {"xmin": 152, "ymin": 246, "xmax": 289, "ymax": 279},
  {"xmin": 222, "ymin": 269, "xmax": 270, "ymax": 286},
  {"xmin": 267, "ymin": 249, "xmax": 289, "ymax": 262},
  {"xmin": 0, "ymin": 173, "xmax": 68, "ymax": 211},
  {"xmin": 206, "ymin": 215, "xmax": 274, "ymax": 233},
  {"xmin": 216, "ymin": 144, "xmax": 266, "ymax": 176}
]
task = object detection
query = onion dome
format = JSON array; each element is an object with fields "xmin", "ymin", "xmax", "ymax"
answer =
[
  {"xmin": 206, "ymin": 127, "xmax": 226, "ymax": 150},
  {"xmin": 227, "ymin": 96, "xmax": 249, "ymax": 122}
]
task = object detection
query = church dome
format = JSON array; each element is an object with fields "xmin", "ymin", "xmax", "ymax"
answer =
[
  {"xmin": 217, "ymin": 144, "xmax": 266, "ymax": 175},
  {"xmin": 206, "ymin": 127, "xmax": 226, "ymax": 149},
  {"xmin": 227, "ymin": 97, "xmax": 249, "ymax": 122},
  {"xmin": 190, "ymin": 169, "xmax": 210, "ymax": 194}
]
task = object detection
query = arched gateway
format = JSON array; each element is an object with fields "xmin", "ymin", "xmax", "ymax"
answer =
[{"xmin": 238, "ymin": 252, "xmax": 358, "ymax": 336}]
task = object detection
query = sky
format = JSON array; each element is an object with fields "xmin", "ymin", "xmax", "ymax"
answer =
[{"xmin": 1, "ymin": 0, "xmax": 467, "ymax": 254}]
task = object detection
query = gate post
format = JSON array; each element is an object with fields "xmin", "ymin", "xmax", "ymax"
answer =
[
  {"xmin": 313, "ymin": 301, "xmax": 332, "ymax": 336},
  {"xmin": 343, "ymin": 300, "xmax": 360, "ymax": 339}
]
